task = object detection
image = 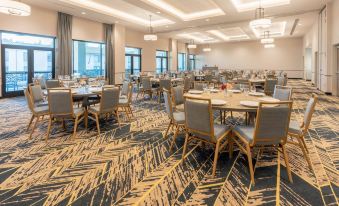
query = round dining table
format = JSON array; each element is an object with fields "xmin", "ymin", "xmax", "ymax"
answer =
[
  {"xmin": 43, "ymin": 86, "xmax": 103, "ymax": 107},
  {"xmin": 181, "ymin": 89, "xmax": 280, "ymax": 124}
]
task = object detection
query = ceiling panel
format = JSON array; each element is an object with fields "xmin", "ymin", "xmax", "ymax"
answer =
[
  {"xmin": 162, "ymin": 0, "xmax": 219, "ymax": 13},
  {"xmin": 251, "ymin": 21, "xmax": 287, "ymax": 38},
  {"xmin": 231, "ymin": 0, "xmax": 291, "ymax": 12}
]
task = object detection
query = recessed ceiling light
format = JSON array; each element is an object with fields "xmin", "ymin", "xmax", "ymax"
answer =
[
  {"xmin": 146, "ymin": 0, "xmax": 224, "ymax": 21},
  {"xmin": 81, "ymin": 11, "xmax": 86, "ymax": 15},
  {"xmin": 298, "ymin": 23, "xmax": 302, "ymax": 26},
  {"xmin": 165, "ymin": 25, "xmax": 169, "ymax": 28},
  {"xmin": 205, "ymin": 19, "xmax": 210, "ymax": 22},
  {"xmin": 156, "ymin": 11, "xmax": 161, "ymax": 14},
  {"xmin": 59, "ymin": 0, "xmax": 174, "ymax": 27}
]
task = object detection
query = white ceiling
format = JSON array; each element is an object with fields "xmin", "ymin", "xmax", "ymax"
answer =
[{"xmin": 23, "ymin": 0, "xmax": 331, "ymax": 44}]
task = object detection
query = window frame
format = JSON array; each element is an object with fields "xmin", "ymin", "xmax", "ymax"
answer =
[
  {"xmin": 72, "ymin": 39, "xmax": 106, "ymax": 77},
  {"xmin": 178, "ymin": 52, "xmax": 186, "ymax": 71},
  {"xmin": 156, "ymin": 50, "xmax": 168, "ymax": 74},
  {"xmin": 189, "ymin": 54, "xmax": 196, "ymax": 71},
  {"xmin": 125, "ymin": 46, "xmax": 142, "ymax": 76}
]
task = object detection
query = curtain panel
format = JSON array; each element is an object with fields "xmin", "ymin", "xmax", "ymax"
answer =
[
  {"xmin": 56, "ymin": 12, "xmax": 73, "ymax": 76},
  {"xmin": 104, "ymin": 24, "xmax": 115, "ymax": 84}
]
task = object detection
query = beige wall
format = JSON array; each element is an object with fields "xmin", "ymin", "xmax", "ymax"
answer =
[
  {"xmin": 196, "ymin": 38, "xmax": 304, "ymax": 78},
  {"xmin": 125, "ymin": 29, "xmax": 170, "ymax": 72},
  {"xmin": 72, "ymin": 17, "xmax": 104, "ymax": 42},
  {"xmin": 0, "ymin": 6, "xmax": 57, "ymax": 36}
]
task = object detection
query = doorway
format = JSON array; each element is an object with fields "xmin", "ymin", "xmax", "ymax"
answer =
[
  {"xmin": 1, "ymin": 46, "xmax": 54, "ymax": 97},
  {"xmin": 305, "ymin": 48, "xmax": 312, "ymax": 81}
]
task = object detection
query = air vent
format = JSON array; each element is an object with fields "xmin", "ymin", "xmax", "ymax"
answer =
[{"xmin": 290, "ymin": 18, "xmax": 299, "ymax": 35}]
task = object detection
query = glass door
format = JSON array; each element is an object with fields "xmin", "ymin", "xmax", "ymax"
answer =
[
  {"xmin": 2, "ymin": 47, "xmax": 29, "ymax": 96},
  {"xmin": 1, "ymin": 46, "xmax": 54, "ymax": 97},
  {"xmin": 133, "ymin": 56, "xmax": 141, "ymax": 76},
  {"xmin": 125, "ymin": 55, "xmax": 132, "ymax": 79},
  {"xmin": 33, "ymin": 50, "xmax": 53, "ymax": 80}
]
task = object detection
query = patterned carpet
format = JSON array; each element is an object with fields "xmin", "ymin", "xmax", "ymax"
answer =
[{"xmin": 0, "ymin": 80, "xmax": 338, "ymax": 206}]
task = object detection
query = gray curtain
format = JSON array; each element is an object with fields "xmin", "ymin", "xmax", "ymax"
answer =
[
  {"xmin": 56, "ymin": 12, "xmax": 73, "ymax": 76},
  {"xmin": 104, "ymin": 24, "xmax": 114, "ymax": 84}
]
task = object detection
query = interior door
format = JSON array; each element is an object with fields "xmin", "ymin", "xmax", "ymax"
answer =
[{"xmin": 1, "ymin": 47, "xmax": 29, "ymax": 97}]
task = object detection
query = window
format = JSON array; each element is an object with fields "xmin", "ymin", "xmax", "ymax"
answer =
[
  {"xmin": 125, "ymin": 47, "xmax": 141, "ymax": 78},
  {"xmin": 73, "ymin": 40, "xmax": 105, "ymax": 77},
  {"xmin": 178, "ymin": 53, "xmax": 186, "ymax": 71},
  {"xmin": 156, "ymin": 50, "xmax": 168, "ymax": 74},
  {"xmin": 1, "ymin": 32, "xmax": 54, "ymax": 48},
  {"xmin": 189, "ymin": 54, "xmax": 196, "ymax": 70}
]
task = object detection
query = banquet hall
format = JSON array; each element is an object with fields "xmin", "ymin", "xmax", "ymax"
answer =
[{"xmin": 0, "ymin": 0, "xmax": 338, "ymax": 205}]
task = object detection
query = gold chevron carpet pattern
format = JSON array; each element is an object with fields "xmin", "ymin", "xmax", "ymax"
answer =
[{"xmin": 0, "ymin": 80, "xmax": 338, "ymax": 206}]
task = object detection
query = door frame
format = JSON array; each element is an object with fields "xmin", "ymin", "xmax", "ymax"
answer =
[{"xmin": 1, "ymin": 44, "xmax": 55, "ymax": 97}]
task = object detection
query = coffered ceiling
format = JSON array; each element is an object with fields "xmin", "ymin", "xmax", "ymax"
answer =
[{"xmin": 23, "ymin": 0, "xmax": 330, "ymax": 44}]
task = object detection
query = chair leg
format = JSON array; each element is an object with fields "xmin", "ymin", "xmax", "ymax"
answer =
[
  {"xmin": 27, "ymin": 115, "xmax": 35, "ymax": 131},
  {"xmin": 124, "ymin": 107, "xmax": 131, "ymax": 122},
  {"xmin": 95, "ymin": 114, "xmax": 101, "ymax": 135},
  {"xmin": 46, "ymin": 118, "xmax": 52, "ymax": 141},
  {"xmin": 116, "ymin": 110, "xmax": 121, "ymax": 127},
  {"xmin": 170, "ymin": 124, "xmax": 180, "ymax": 151},
  {"xmin": 246, "ymin": 144, "xmax": 255, "ymax": 184},
  {"xmin": 128, "ymin": 106, "xmax": 134, "ymax": 117},
  {"xmin": 62, "ymin": 118, "xmax": 66, "ymax": 130},
  {"xmin": 212, "ymin": 141, "xmax": 220, "ymax": 177},
  {"xmin": 300, "ymin": 136, "xmax": 309, "ymax": 153},
  {"xmin": 73, "ymin": 116, "xmax": 79, "ymax": 139},
  {"xmin": 182, "ymin": 133, "xmax": 189, "ymax": 160},
  {"xmin": 282, "ymin": 144, "xmax": 293, "ymax": 183},
  {"xmin": 29, "ymin": 115, "xmax": 39, "ymax": 139},
  {"xmin": 164, "ymin": 120, "xmax": 172, "ymax": 138},
  {"xmin": 296, "ymin": 137, "xmax": 312, "ymax": 170}
]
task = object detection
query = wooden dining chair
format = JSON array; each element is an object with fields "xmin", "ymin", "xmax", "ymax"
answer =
[
  {"xmin": 258, "ymin": 79, "xmax": 277, "ymax": 96},
  {"xmin": 183, "ymin": 77, "xmax": 191, "ymax": 92},
  {"xmin": 287, "ymin": 94, "xmax": 318, "ymax": 170},
  {"xmin": 193, "ymin": 82, "xmax": 204, "ymax": 91},
  {"xmin": 230, "ymin": 101, "xmax": 293, "ymax": 184},
  {"xmin": 273, "ymin": 85, "xmax": 293, "ymax": 101},
  {"xmin": 46, "ymin": 79, "xmax": 61, "ymax": 88},
  {"xmin": 47, "ymin": 88, "xmax": 86, "ymax": 140},
  {"xmin": 182, "ymin": 96, "xmax": 231, "ymax": 177},
  {"xmin": 157, "ymin": 79, "xmax": 171, "ymax": 102},
  {"xmin": 88, "ymin": 86, "xmax": 120, "ymax": 134},
  {"xmin": 136, "ymin": 77, "xmax": 155, "ymax": 100},
  {"xmin": 118, "ymin": 83, "xmax": 133, "ymax": 121},
  {"xmin": 28, "ymin": 84, "xmax": 48, "ymax": 107},
  {"xmin": 24, "ymin": 88, "xmax": 49, "ymax": 139},
  {"xmin": 163, "ymin": 89, "xmax": 186, "ymax": 151}
]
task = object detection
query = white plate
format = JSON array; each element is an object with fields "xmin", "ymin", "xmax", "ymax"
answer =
[
  {"xmin": 248, "ymin": 92, "xmax": 265, "ymax": 97},
  {"xmin": 258, "ymin": 97, "xmax": 280, "ymax": 103},
  {"xmin": 210, "ymin": 89, "xmax": 220, "ymax": 93},
  {"xmin": 211, "ymin": 99, "xmax": 227, "ymax": 106},
  {"xmin": 240, "ymin": 101, "xmax": 259, "ymax": 107},
  {"xmin": 229, "ymin": 89, "xmax": 241, "ymax": 93},
  {"xmin": 188, "ymin": 90, "xmax": 203, "ymax": 94}
]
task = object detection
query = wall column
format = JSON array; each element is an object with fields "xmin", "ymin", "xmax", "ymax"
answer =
[{"xmin": 113, "ymin": 24, "xmax": 126, "ymax": 84}]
